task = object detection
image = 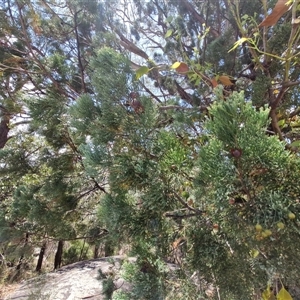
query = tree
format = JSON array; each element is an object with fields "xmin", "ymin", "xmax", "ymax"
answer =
[
  {"xmin": 0, "ymin": 0, "xmax": 107, "ymax": 276},
  {"xmin": 69, "ymin": 1, "xmax": 300, "ymax": 299},
  {"xmin": 1, "ymin": 1, "xmax": 300, "ymax": 299}
]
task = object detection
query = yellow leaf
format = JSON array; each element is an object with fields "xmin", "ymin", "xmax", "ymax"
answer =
[
  {"xmin": 171, "ymin": 62, "xmax": 181, "ymax": 69},
  {"xmin": 262, "ymin": 285, "xmax": 276, "ymax": 300},
  {"xmin": 259, "ymin": 0, "xmax": 292, "ymax": 27},
  {"xmin": 277, "ymin": 119, "xmax": 286, "ymax": 128},
  {"xmin": 249, "ymin": 249, "xmax": 259, "ymax": 258},
  {"xmin": 228, "ymin": 37, "xmax": 249, "ymax": 52},
  {"xmin": 135, "ymin": 66, "xmax": 149, "ymax": 80},
  {"xmin": 277, "ymin": 286, "xmax": 293, "ymax": 300},
  {"xmin": 165, "ymin": 29, "xmax": 173, "ymax": 38},
  {"xmin": 219, "ymin": 75, "xmax": 234, "ymax": 86},
  {"xmin": 171, "ymin": 62, "xmax": 189, "ymax": 74}
]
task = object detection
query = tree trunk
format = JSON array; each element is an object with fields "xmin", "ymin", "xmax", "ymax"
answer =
[
  {"xmin": 94, "ymin": 245, "xmax": 99, "ymax": 259},
  {"xmin": 104, "ymin": 241, "xmax": 114, "ymax": 257},
  {"xmin": 16, "ymin": 233, "xmax": 29, "ymax": 270},
  {"xmin": 54, "ymin": 240, "xmax": 64, "ymax": 270},
  {"xmin": 0, "ymin": 114, "xmax": 10, "ymax": 149},
  {"xmin": 35, "ymin": 241, "xmax": 47, "ymax": 272},
  {"xmin": 79, "ymin": 239, "xmax": 86, "ymax": 261}
]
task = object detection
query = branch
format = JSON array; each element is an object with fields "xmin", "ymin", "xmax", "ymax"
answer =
[
  {"xmin": 269, "ymin": 109, "xmax": 284, "ymax": 140},
  {"xmin": 159, "ymin": 105, "xmax": 208, "ymax": 112},
  {"xmin": 175, "ymin": 81, "xmax": 194, "ymax": 105},
  {"xmin": 140, "ymin": 81, "xmax": 162, "ymax": 103},
  {"xmin": 173, "ymin": 192, "xmax": 201, "ymax": 213},
  {"xmin": 63, "ymin": 131, "xmax": 108, "ymax": 194},
  {"xmin": 130, "ymin": 61, "xmax": 142, "ymax": 71},
  {"xmin": 282, "ymin": 80, "xmax": 300, "ymax": 88},
  {"xmin": 268, "ymin": 80, "xmax": 298, "ymax": 138},
  {"xmin": 16, "ymin": 3, "xmax": 69, "ymax": 98},
  {"xmin": 73, "ymin": 9, "xmax": 87, "ymax": 93},
  {"xmin": 181, "ymin": 0, "xmax": 219, "ymax": 38},
  {"xmin": 165, "ymin": 211, "xmax": 204, "ymax": 219},
  {"xmin": 46, "ymin": 230, "xmax": 109, "ymax": 242},
  {"xmin": 289, "ymin": 107, "xmax": 300, "ymax": 118},
  {"xmin": 159, "ymin": 105, "xmax": 191, "ymax": 111},
  {"xmin": 116, "ymin": 30, "xmax": 149, "ymax": 60},
  {"xmin": 270, "ymin": 87, "xmax": 288, "ymax": 110}
]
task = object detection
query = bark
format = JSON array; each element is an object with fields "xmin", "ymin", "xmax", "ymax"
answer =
[
  {"xmin": 116, "ymin": 30, "xmax": 149, "ymax": 60},
  {"xmin": 181, "ymin": 0, "xmax": 220, "ymax": 38},
  {"xmin": 94, "ymin": 245, "xmax": 99, "ymax": 259},
  {"xmin": 35, "ymin": 241, "xmax": 47, "ymax": 272},
  {"xmin": 54, "ymin": 240, "xmax": 64, "ymax": 270},
  {"xmin": 104, "ymin": 241, "xmax": 114, "ymax": 257},
  {"xmin": 16, "ymin": 233, "xmax": 29, "ymax": 270},
  {"xmin": 0, "ymin": 115, "xmax": 10, "ymax": 149},
  {"xmin": 175, "ymin": 81, "xmax": 194, "ymax": 105}
]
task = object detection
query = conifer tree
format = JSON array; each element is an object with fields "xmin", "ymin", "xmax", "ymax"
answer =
[{"xmin": 1, "ymin": 1, "xmax": 300, "ymax": 299}]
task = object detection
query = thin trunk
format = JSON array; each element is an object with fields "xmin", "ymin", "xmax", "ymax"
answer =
[
  {"xmin": 35, "ymin": 241, "xmax": 47, "ymax": 272},
  {"xmin": 16, "ymin": 232, "xmax": 29, "ymax": 270},
  {"xmin": 54, "ymin": 240, "xmax": 64, "ymax": 270},
  {"xmin": 0, "ymin": 114, "xmax": 10, "ymax": 149},
  {"xmin": 78, "ymin": 239, "xmax": 86, "ymax": 261},
  {"xmin": 94, "ymin": 245, "xmax": 99, "ymax": 259},
  {"xmin": 104, "ymin": 241, "xmax": 114, "ymax": 257}
]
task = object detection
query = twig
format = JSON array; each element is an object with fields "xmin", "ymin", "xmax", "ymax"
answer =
[{"xmin": 173, "ymin": 192, "xmax": 202, "ymax": 213}]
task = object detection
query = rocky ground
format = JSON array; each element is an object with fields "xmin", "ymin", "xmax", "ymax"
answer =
[{"xmin": 2, "ymin": 256, "xmax": 135, "ymax": 300}]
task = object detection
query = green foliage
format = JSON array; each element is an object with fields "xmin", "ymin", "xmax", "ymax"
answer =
[
  {"xmin": 102, "ymin": 277, "xmax": 115, "ymax": 300},
  {"xmin": 194, "ymin": 91, "xmax": 300, "ymax": 298},
  {"xmin": 1, "ymin": 1, "xmax": 300, "ymax": 299},
  {"xmin": 97, "ymin": 268, "xmax": 115, "ymax": 300},
  {"xmin": 120, "ymin": 260, "xmax": 166, "ymax": 300},
  {"xmin": 112, "ymin": 291, "xmax": 131, "ymax": 300},
  {"xmin": 63, "ymin": 240, "xmax": 91, "ymax": 265},
  {"xmin": 251, "ymin": 73, "xmax": 272, "ymax": 107}
]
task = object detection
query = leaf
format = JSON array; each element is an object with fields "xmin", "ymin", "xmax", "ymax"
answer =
[
  {"xmin": 219, "ymin": 75, "xmax": 234, "ymax": 86},
  {"xmin": 171, "ymin": 62, "xmax": 189, "ymax": 74},
  {"xmin": 211, "ymin": 78, "xmax": 218, "ymax": 88},
  {"xmin": 165, "ymin": 29, "xmax": 173, "ymax": 38},
  {"xmin": 259, "ymin": 0, "xmax": 292, "ymax": 27},
  {"xmin": 228, "ymin": 37, "xmax": 249, "ymax": 52},
  {"xmin": 290, "ymin": 140, "xmax": 300, "ymax": 148},
  {"xmin": 249, "ymin": 249, "xmax": 259, "ymax": 258},
  {"xmin": 262, "ymin": 285, "xmax": 276, "ymax": 300},
  {"xmin": 277, "ymin": 286, "xmax": 293, "ymax": 300},
  {"xmin": 171, "ymin": 62, "xmax": 181, "ymax": 69},
  {"xmin": 176, "ymin": 62, "xmax": 189, "ymax": 74},
  {"xmin": 135, "ymin": 66, "xmax": 149, "ymax": 80},
  {"xmin": 277, "ymin": 119, "xmax": 286, "ymax": 128}
]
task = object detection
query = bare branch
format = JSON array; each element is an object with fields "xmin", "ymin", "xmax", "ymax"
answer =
[{"xmin": 173, "ymin": 192, "xmax": 201, "ymax": 213}]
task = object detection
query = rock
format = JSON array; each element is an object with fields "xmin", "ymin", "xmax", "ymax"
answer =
[{"xmin": 4, "ymin": 256, "xmax": 136, "ymax": 300}]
